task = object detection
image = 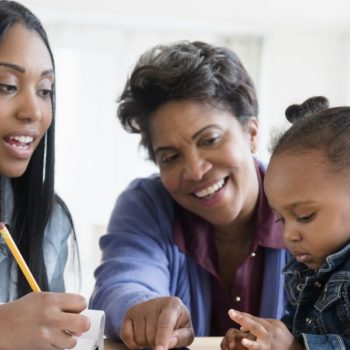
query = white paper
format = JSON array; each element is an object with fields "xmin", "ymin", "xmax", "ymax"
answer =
[{"xmin": 72, "ymin": 309, "xmax": 105, "ymax": 350}]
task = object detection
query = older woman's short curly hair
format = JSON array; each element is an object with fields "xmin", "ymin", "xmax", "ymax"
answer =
[{"xmin": 117, "ymin": 40, "xmax": 258, "ymax": 161}]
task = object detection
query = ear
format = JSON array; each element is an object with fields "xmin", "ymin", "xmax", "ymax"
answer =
[{"xmin": 246, "ymin": 117, "xmax": 259, "ymax": 153}]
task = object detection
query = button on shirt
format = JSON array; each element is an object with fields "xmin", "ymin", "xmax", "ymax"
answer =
[{"xmin": 173, "ymin": 161, "xmax": 285, "ymax": 335}]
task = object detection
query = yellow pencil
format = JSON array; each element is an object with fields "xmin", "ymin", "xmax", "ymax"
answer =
[{"xmin": 0, "ymin": 222, "xmax": 41, "ymax": 292}]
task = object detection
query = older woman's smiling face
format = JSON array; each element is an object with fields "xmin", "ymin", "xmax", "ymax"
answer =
[
  {"xmin": 0, "ymin": 24, "xmax": 54, "ymax": 178},
  {"xmin": 151, "ymin": 99, "xmax": 259, "ymax": 230}
]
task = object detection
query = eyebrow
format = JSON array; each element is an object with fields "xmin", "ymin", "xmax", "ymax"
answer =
[
  {"xmin": 270, "ymin": 200, "xmax": 316, "ymax": 213},
  {"xmin": 291, "ymin": 200, "xmax": 316, "ymax": 208},
  {"xmin": 0, "ymin": 62, "xmax": 54, "ymax": 77},
  {"xmin": 154, "ymin": 124, "xmax": 217, "ymax": 156}
]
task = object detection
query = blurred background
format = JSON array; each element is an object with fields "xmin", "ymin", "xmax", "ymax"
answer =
[{"xmin": 20, "ymin": 0, "xmax": 350, "ymax": 297}]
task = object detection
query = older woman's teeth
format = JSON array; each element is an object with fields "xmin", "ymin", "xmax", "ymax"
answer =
[{"xmin": 195, "ymin": 178, "xmax": 225, "ymax": 198}]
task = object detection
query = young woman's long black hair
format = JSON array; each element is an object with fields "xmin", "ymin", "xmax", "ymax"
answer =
[{"xmin": 0, "ymin": 1, "xmax": 74, "ymax": 296}]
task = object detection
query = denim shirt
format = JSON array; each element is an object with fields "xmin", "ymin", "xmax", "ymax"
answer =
[
  {"xmin": 0, "ymin": 176, "xmax": 73, "ymax": 302},
  {"xmin": 282, "ymin": 242, "xmax": 350, "ymax": 350}
]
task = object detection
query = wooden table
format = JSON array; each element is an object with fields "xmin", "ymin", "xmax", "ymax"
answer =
[{"xmin": 104, "ymin": 337, "xmax": 221, "ymax": 350}]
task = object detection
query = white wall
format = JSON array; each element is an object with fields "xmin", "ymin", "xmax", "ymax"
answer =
[{"xmin": 258, "ymin": 31, "xmax": 349, "ymax": 160}]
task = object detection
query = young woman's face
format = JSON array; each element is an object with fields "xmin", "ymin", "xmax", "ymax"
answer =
[
  {"xmin": 151, "ymin": 100, "xmax": 259, "ymax": 229},
  {"xmin": 264, "ymin": 151, "xmax": 350, "ymax": 270},
  {"xmin": 0, "ymin": 24, "xmax": 53, "ymax": 178}
]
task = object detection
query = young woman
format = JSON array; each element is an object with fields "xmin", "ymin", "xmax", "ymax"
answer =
[
  {"xmin": 90, "ymin": 41, "xmax": 289, "ymax": 349},
  {"xmin": 222, "ymin": 96, "xmax": 350, "ymax": 350},
  {"xmin": 0, "ymin": 2, "xmax": 89, "ymax": 349}
]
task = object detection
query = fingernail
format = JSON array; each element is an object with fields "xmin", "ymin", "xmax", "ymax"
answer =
[
  {"xmin": 229, "ymin": 309, "xmax": 238, "ymax": 317},
  {"xmin": 242, "ymin": 338, "xmax": 249, "ymax": 346},
  {"xmin": 169, "ymin": 337, "xmax": 177, "ymax": 348}
]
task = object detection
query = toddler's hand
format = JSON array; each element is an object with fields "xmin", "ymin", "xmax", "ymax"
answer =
[{"xmin": 221, "ymin": 327, "xmax": 255, "ymax": 350}]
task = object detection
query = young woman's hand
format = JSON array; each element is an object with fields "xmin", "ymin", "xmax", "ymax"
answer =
[
  {"xmin": 221, "ymin": 327, "xmax": 256, "ymax": 350},
  {"xmin": 227, "ymin": 309, "xmax": 304, "ymax": 350},
  {"xmin": 120, "ymin": 296, "xmax": 194, "ymax": 350},
  {"xmin": 0, "ymin": 292, "xmax": 90, "ymax": 350}
]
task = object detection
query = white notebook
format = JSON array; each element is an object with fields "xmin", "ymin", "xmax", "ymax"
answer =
[{"xmin": 72, "ymin": 309, "xmax": 105, "ymax": 350}]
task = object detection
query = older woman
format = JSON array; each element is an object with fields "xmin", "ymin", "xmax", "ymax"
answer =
[{"xmin": 90, "ymin": 41, "xmax": 288, "ymax": 349}]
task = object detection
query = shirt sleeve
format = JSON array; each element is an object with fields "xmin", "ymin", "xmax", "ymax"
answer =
[
  {"xmin": 302, "ymin": 333, "xmax": 350, "ymax": 350},
  {"xmin": 281, "ymin": 311, "xmax": 294, "ymax": 333},
  {"xmin": 89, "ymin": 178, "xmax": 176, "ymax": 340},
  {"xmin": 44, "ymin": 199, "xmax": 73, "ymax": 292}
]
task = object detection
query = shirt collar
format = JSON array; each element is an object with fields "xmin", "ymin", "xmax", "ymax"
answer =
[{"xmin": 253, "ymin": 160, "xmax": 285, "ymax": 250}]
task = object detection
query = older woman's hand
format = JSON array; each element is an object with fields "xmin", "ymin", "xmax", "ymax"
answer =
[{"xmin": 120, "ymin": 296, "xmax": 194, "ymax": 350}]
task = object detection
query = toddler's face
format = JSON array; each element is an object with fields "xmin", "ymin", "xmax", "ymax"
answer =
[{"xmin": 264, "ymin": 150, "xmax": 350, "ymax": 270}]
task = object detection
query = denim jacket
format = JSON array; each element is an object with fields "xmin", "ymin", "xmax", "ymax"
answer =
[
  {"xmin": 0, "ymin": 176, "xmax": 73, "ymax": 301},
  {"xmin": 282, "ymin": 242, "xmax": 350, "ymax": 350}
]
